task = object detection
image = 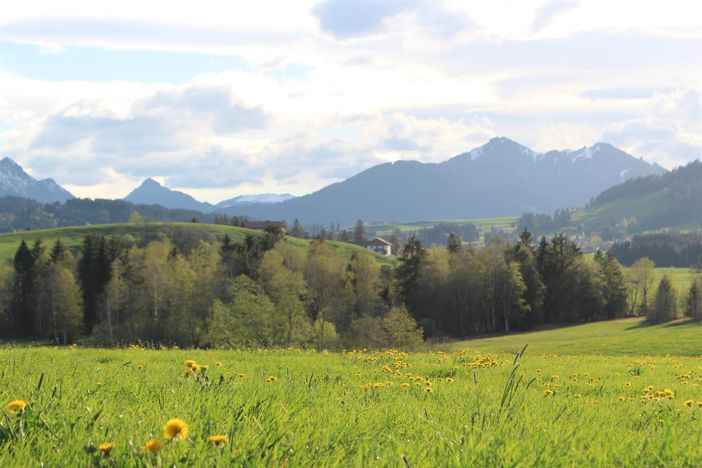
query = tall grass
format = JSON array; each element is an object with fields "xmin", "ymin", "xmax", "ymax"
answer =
[{"xmin": 2, "ymin": 343, "xmax": 702, "ymax": 465}]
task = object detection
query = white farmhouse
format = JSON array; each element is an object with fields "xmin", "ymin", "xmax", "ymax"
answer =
[{"xmin": 366, "ymin": 237, "xmax": 392, "ymax": 256}]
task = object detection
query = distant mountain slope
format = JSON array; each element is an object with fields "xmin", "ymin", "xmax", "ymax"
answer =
[
  {"xmin": 573, "ymin": 160, "xmax": 702, "ymax": 233},
  {"xmin": 124, "ymin": 178, "xmax": 214, "ymax": 212},
  {"xmin": 124, "ymin": 178, "xmax": 295, "ymax": 212},
  {"xmin": 0, "ymin": 196, "xmax": 215, "ymax": 233},
  {"xmin": 220, "ymin": 137, "xmax": 665, "ymax": 225},
  {"xmin": 0, "ymin": 157, "xmax": 73, "ymax": 203},
  {"xmin": 215, "ymin": 193, "xmax": 295, "ymax": 209}
]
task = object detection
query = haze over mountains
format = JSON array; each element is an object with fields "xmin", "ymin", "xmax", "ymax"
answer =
[{"xmin": 0, "ymin": 137, "xmax": 667, "ymax": 225}]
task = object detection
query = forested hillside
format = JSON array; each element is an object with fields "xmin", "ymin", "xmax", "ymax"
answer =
[
  {"xmin": 0, "ymin": 222, "xmax": 656, "ymax": 347},
  {"xmin": 573, "ymin": 160, "xmax": 702, "ymax": 235},
  {"xmin": 0, "ymin": 196, "xmax": 214, "ymax": 232}
]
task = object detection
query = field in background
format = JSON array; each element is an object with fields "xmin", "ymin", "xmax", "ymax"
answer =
[
  {"xmin": 0, "ymin": 222, "xmax": 392, "ymax": 266},
  {"xmin": 445, "ymin": 317, "xmax": 702, "ymax": 355},
  {"xmin": 367, "ymin": 216, "xmax": 519, "ymax": 241}
]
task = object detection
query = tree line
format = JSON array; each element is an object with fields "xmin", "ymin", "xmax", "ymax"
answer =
[
  {"xmin": 0, "ymin": 228, "xmax": 422, "ymax": 349},
  {"xmin": 395, "ymin": 229, "xmax": 629, "ymax": 337},
  {"xmin": 1, "ymin": 226, "xmax": 699, "ymax": 347},
  {"xmin": 610, "ymin": 232, "xmax": 702, "ymax": 268}
]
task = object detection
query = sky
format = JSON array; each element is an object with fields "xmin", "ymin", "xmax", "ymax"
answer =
[{"xmin": 0, "ymin": 0, "xmax": 700, "ymax": 202}]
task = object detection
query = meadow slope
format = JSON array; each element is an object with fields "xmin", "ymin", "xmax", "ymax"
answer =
[
  {"xmin": 3, "ymin": 319, "xmax": 702, "ymax": 465},
  {"xmin": 0, "ymin": 222, "xmax": 393, "ymax": 266},
  {"xmin": 445, "ymin": 317, "xmax": 702, "ymax": 355}
]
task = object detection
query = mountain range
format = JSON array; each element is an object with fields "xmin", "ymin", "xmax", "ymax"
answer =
[
  {"xmin": 0, "ymin": 157, "xmax": 73, "ymax": 203},
  {"xmin": 124, "ymin": 178, "xmax": 294, "ymax": 212},
  {"xmin": 217, "ymin": 137, "xmax": 666, "ymax": 225},
  {"xmin": 0, "ymin": 137, "xmax": 667, "ymax": 225}
]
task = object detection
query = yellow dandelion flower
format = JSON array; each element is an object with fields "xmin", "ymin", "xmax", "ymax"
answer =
[
  {"xmin": 164, "ymin": 418, "xmax": 189, "ymax": 440},
  {"xmin": 575, "ymin": 393, "xmax": 583, "ymax": 398},
  {"xmin": 624, "ymin": 382, "xmax": 631, "ymax": 387},
  {"xmin": 184, "ymin": 360, "xmax": 197, "ymax": 368},
  {"xmin": 618, "ymin": 396, "xmax": 625, "ymax": 402},
  {"xmin": 237, "ymin": 373, "xmax": 246, "ymax": 378},
  {"xmin": 144, "ymin": 439, "xmax": 165, "ymax": 455},
  {"xmin": 208, "ymin": 434, "xmax": 228, "ymax": 445},
  {"xmin": 266, "ymin": 376, "xmax": 278, "ymax": 382},
  {"xmin": 401, "ymin": 383, "xmax": 410, "ymax": 389},
  {"xmin": 543, "ymin": 389, "xmax": 554, "ymax": 396},
  {"xmin": 215, "ymin": 362, "xmax": 223, "ymax": 368},
  {"xmin": 685, "ymin": 399, "xmax": 694, "ymax": 407},
  {"xmin": 98, "ymin": 443, "xmax": 115, "ymax": 455},
  {"xmin": 199, "ymin": 365, "xmax": 209, "ymax": 372},
  {"xmin": 424, "ymin": 387, "xmax": 433, "ymax": 394},
  {"xmin": 5, "ymin": 400, "xmax": 27, "ymax": 413}
]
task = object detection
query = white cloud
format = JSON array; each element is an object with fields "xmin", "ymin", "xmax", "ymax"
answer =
[{"xmin": 0, "ymin": 1, "xmax": 700, "ymax": 202}]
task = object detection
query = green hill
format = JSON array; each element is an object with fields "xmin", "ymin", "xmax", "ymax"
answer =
[
  {"xmin": 443, "ymin": 317, "xmax": 702, "ymax": 355},
  {"xmin": 0, "ymin": 223, "xmax": 393, "ymax": 266},
  {"xmin": 572, "ymin": 160, "xmax": 702, "ymax": 233}
]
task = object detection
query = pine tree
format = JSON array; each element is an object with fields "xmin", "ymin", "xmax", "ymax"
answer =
[
  {"xmin": 395, "ymin": 236, "xmax": 426, "ymax": 318},
  {"xmin": 650, "ymin": 275, "xmax": 677, "ymax": 323},
  {"xmin": 447, "ymin": 233, "xmax": 463, "ymax": 254},
  {"xmin": 353, "ymin": 220, "xmax": 366, "ymax": 245},
  {"xmin": 596, "ymin": 252, "xmax": 628, "ymax": 320},
  {"xmin": 11, "ymin": 240, "xmax": 37, "ymax": 336},
  {"xmin": 686, "ymin": 277, "xmax": 702, "ymax": 321},
  {"xmin": 49, "ymin": 240, "xmax": 68, "ymax": 264},
  {"xmin": 290, "ymin": 219, "xmax": 306, "ymax": 238}
]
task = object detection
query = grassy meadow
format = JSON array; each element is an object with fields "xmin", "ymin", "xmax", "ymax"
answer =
[
  {"xmin": 4, "ymin": 321, "xmax": 702, "ymax": 466},
  {"xmin": 367, "ymin": 216, "xmax": 518, "ymax": 241},
  {"xmin": 0, "ymin": 222, "xmax": 393, "ymax": 266}
]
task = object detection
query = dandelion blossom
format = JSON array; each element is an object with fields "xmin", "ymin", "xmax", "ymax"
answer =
[
  {"xmin": 685, "ymin": 399, "xmax": 694, "ymax": 407},
  {"xmin": 208, "ymin": 435, "xmax": 228, "ymax": 445},
  {"xmin": 215, "ymin": 362, "xmax": 223, "ymax": 368},
  {"xmin": 5, "ymin": 400, "xmax": 27, "ymax": 413},
  {"xmin": 98, "ymin": 443, "xmax": 115, "ymax": 455},
  {"xmin": 424, "ymin": 387, "xmax": 434, "ymax": 394},
  {"xmin": 266, "ymin": 376, "xmax": 278, "ymax": 382},
  {"xmin": 164, "ymin": 418, "xmax": 189, "ymax": 440},
  {"xmin": 144, "ymin": 439, "xmax": 165, "ymax": 454},
  {"xmin": 184, "ymin": 360, "xmax": 197, "ymax": 368},
  {"xmin": 543, "ymin": 389, "xmax": 554, "ymax": 396}
]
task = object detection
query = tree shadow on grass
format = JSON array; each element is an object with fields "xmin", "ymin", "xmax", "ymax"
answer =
[{"xmin": 626, "ymin": 317, "xmax": 696, "ymax": 330}]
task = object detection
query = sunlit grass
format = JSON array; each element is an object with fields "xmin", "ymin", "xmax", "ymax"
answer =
[{"xmin": 2, "ymin": 341, "xmax": 702, "ymax": 465}]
